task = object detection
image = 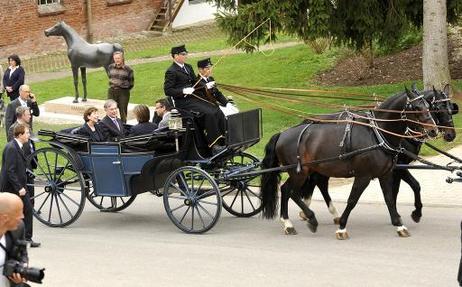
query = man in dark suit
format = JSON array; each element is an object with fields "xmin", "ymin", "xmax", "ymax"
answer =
[
  {"xmin": 163, "ymin": 46, "xmax": 226, "ymax": 155},
  {"xmin": 99, "ymin": 99, "xmax": 127, "ymax": 141},
  {"xmin": 0, "ymin": 193, "xmax": 28, "ymax": 286},
  {"xmin": 5, "ymin": 85, "xmax": 39, "ymax": 138},
  {"xmin": 0, "ymin": 124, "xmax": 39, "ymax": 248}
]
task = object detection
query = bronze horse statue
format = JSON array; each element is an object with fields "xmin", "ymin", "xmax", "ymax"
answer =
[
  {"xmin": 260, "ymin": 88, "xmax": 438, "ymax": 239},
  {"xmin": 44, "ymin": 21, "xmax": 124, "ymax": 103}
]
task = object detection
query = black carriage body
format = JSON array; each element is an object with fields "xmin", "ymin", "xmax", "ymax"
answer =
[{"xmin": 28, "ymin": 109, "xmax": 262, "ymax": 231}]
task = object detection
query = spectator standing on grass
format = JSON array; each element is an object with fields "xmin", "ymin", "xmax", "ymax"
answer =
[
  {"xmin": 107, "ymin": 51, "xmax": 134, "ymax": 123},
  {"xmin": 2, "ymin": 55, "xmax": 25, "ymax": 101},
  {"xmin": 4, "ymin": 85, "xmax": 39, "ymax": 138}
]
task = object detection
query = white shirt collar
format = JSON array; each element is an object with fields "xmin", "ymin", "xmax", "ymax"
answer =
[
  {"xmin": 174, "ymin": 61, "xmax": 185, "ymax": 68},
  {"xmin": 14, "ymin": 138, "xmax": 23, "ymax": 149},
  {"xmin": 18, "ymin": 97, "xmax": 27, "ymax": 107}
]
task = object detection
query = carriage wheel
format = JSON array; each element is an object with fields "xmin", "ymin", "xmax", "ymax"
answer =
[
  {"xmin": 86, "ymin": 187, "xmax": 137, "ymax": 212},
  {"xmin": 84, "ymin": 175, "xmax": 136, "ymax": 211},
  {"xmin": 163, "ymin": 166, "xmax": 222, "ymax": 234},
  {"xmin": 220, "ymin": 152, "xmax": 262, "ymax": 217},
  {"xmin": 26, "ymin": 147, "xmax": 86, "ymax": 227}
]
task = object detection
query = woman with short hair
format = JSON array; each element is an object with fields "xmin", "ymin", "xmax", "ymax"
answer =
[
  {"xmin": 75, "ymin": 107, "xmax": 105, "ymax": 141},
  {"xmin": 129, "ymin": 104, "xmax": 157, "ymax": 136},
  {"xmin": 2, "ymin": 55, "xmax": 25, "ymax": 101}
]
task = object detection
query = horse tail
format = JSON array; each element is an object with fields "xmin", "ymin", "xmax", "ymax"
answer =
[{"xmin": 261, "ymin": 132, "xmax": 281, "ymax": 219}]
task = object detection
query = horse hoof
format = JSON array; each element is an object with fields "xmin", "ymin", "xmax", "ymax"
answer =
[
  {"xmin": 333, "ymin": 217, "xmax": 341, "ymax": 225},
  {"xmin": 284, "ymin": 227, "xmax": 297, "ymax": 235},
  {"xmin": 299, "ymin": 211, "xmax": 307, "ymax": 221},
  {"xmin": 307, "ymin": 222, "xmax": 317, "ymax": 233},
  {"xmin": 82, "ymin": 98, "xmax": 87, "ymax": 102},
  {"xmin": 72, "ymin": 99, "xmax": 79, "ymax": 103},
  {"xmin": 397, "ymin": 226, "xmax": 411, "ymax": 238},
  {"xmin": 335, "ymin": 230, "xmax": 349, "ymax": 240},
  {"xmin": 411, "ymin": 212, "xmax": 421, "ymax": 223}
]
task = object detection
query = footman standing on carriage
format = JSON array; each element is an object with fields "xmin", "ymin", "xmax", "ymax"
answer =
[
  {"xmin": 107, "ymin": 51, "xmax": 134, "ymax": 123},
  {"xmin": 163, "ymin": 45, "xmax": 227, "ymax": 155}
]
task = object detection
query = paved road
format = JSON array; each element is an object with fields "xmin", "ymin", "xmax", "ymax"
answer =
[{"xmin": 28, "ymin": 194, "xmax": 461, "ymax": 287}]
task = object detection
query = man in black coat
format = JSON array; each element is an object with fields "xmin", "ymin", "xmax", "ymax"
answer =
[
  {"xmin": 163, "ymin": 46, "xmax": 226, "ymax": 154},
  {"xmin": 0, "ymin": 193, "xmax": 29, "ymax": 286},
  {"xmin": 99, "ymin": 99, "xmax": 127, "ymax": 141},
  {"xmin": 5, "ymin": 85, "xmax": 39, "ymax": 138},
  {"xmin": 0, "ymin": 124, "xmax": 39, "ymax": 248}
]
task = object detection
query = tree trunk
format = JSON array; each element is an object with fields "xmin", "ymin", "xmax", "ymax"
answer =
[{"xmin": 423, "ymin": 0, "xmax": 451, "ymax": 90}]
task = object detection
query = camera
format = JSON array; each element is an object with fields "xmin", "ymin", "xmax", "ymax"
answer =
[
  {"xmin": 3, "ymin": 240, "xmax": 45, "ymax": 284},
  {"xmin": 3, "ymin": 260, "xmax": 45, "ymax": 284}
]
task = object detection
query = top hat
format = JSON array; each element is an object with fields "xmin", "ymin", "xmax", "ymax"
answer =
[
  {"xmin": 171, "ymin": 44, "xmax": 187, "ymax": 55},
  {"xmin": 197, "ymin": 58, "xmax": 213, "ymax": 69}
]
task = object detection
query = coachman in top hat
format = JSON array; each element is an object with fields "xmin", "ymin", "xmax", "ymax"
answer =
[{"xmin": 163, "ymin": 45, "xmax": 227, "ymax": 155}]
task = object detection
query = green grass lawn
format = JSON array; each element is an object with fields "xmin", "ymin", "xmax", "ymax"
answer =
[{"xmin": 2, "ymin": 42, "xmax": 461, "ymax": 160}]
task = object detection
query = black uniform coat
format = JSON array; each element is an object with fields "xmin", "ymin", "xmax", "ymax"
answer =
[
  {"xmin": 0, "ymin": 140, "xmax": 27, "ymax": 194},
  {"xmin": 99, "ymin": 116, "xmax": 127, "ymax": 141},
  {"xmin": 195, "ymin": 76, "xmax": 229, "ymax": 107},
  {"xmin": 75, "ymin": 123, "xmax": 105, "ymax": 142},
  {"xmin": 2, "ymin": 66, "xmax": 25, "ymax": 101},
  {"xmin": 5, "ymin": 98, "xmax": 40, "ymax": 138}
]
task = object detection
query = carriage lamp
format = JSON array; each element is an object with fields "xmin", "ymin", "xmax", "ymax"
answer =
[{"xmin": 168, "ymin": 109, "xmax": 183, "ymax": 130}]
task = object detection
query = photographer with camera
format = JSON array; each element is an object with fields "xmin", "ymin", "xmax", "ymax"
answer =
[
  {"xmin": 0, "ymin": 193, "xmax": 28, "ymax": 286},
  {"xmin": 4, "ymin": 85, "xmax": 39, "ymax": 138}
]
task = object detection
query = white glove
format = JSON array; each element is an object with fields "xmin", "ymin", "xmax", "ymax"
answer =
[
  {"xmin": 205, "ymin": 81, "xmax": 216, "ymax": 89},
  {"xmin": 220, "ymin": 102, "xmax": 239, "ymax": 116},
  {"xmin": 183, "ymin": 87, "xmax": 195, "ymax": 95}
]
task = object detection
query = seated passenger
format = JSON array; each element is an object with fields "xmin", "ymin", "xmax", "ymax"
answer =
[
  {"xmin": 99, "ymin": 99, "xmax": 128, "ymax": 141},
  {"xmin": 129, "ymin": 104, "xmax": 157, "ymax": 136},
  {"xmin": 75, "ymin": 107, "xmax": 105, "ymax": 141},
  {"xmin": 154, "ymin": 98, "xmax": 172, "ymax": 130}
]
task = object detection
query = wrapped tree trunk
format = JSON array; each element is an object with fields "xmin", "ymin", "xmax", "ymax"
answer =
[{"xmin": 423, "ymin": 0, "xmax": 451, "ymax": 90}]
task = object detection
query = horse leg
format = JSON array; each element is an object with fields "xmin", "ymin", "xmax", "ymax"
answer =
[
  {"xmin": 280, "ymin": 180, "xmax": 297, "ymax": 235},
  {"xmin": 336, "ymin": 177, "xmax": 370, "ymax": 240},
  {"xmin": 71, "ymin": 66, "xmax": 79, "ymax": 103},
  {"xmin": 379, "ymin": 173, "xmax": 410, "ymax": 237},
  {"xmin": 290, "ymin": 186, "xmax": 318, "ymax": 233},
  {"xmin": 81, "ymin": 67, "xmax": 87, "ymax": 102},
  {"xmin": 298, "ymin": 176, "xmax": 315, "ymax": 221},
  {"xmin": 317, "ymin": 174, "xmax": 340, "ymax": 224},
  {"xmin": 400, "ymin": 170, "xmax": 422, "ymax": 223}
]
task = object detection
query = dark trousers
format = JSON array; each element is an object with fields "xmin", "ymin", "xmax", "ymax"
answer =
[
  {"xmin": 21, "ymin": 192, "xmax": 33, "ymax": 240},
  {"xmin": 458, "ymin": 221, "xmax": 462, "ymax": 286},
  {"xmin": 108, "ymin": 88, "xmax": 130, "ymax": 123},
  {"xmin": 176, "ymin": 99, "xmax": 225, "ymax": 147}
]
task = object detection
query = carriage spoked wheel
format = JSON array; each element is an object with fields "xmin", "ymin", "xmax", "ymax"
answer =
[
  {"xmin": 219, "ymin": 152, "xmax": 262, "ymax": 217},
  {"xmin": 163, "ymin": 166, "xmax": 222, "ymax": 234},
  {"xmin": 85, "ymin": 179, "xmax": 137, "ymax": 212},
  {"xmin": 26, "ymin": 147, "xmax": 86, "ymax": 227}
]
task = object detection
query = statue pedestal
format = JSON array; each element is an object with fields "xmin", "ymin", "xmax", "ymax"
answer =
[{"xmin": 42, "ymin": 96, "xmax": 142, "ymax": 122}]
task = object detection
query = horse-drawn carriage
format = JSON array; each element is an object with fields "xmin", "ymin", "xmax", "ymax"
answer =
[{"xmin": 27, "ymin": 109, "xmax": 263, "ymax": 233}]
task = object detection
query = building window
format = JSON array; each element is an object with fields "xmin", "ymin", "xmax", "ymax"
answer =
[
  {"xmin": 37, "ymin": 0, "xmax": 65, "ymax": 16},
  {"xmin": 37, "ymin": 0, "xmax": 61, "ymax": 5}
]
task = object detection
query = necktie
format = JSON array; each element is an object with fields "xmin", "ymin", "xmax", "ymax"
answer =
[
  {"xmin": 182, "ymin": 66, "xmax": 188, "ymax": 74},
  {"xmin": 112, "ymin": 118, "xmax": 120, "ymax": 131}
]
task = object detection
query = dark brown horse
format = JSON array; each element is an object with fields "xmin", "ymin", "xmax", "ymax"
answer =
[
  {"xmin": 297, "ymin": 85, "xmax": 457, "ymax": 225},
  {"xmin": 260, "ymin": 88, "xmax": 438, "ymax": 239}
]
